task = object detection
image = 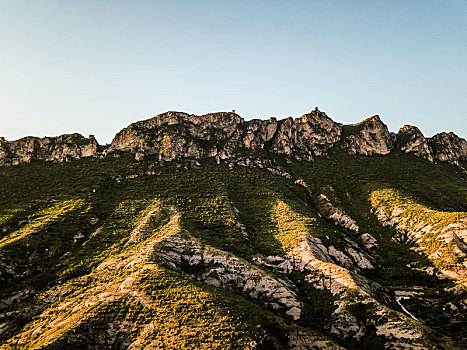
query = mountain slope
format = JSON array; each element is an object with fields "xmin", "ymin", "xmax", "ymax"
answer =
[{"xmin": 1, "ymin": 110, "xmax": 467, "ymax": 349}]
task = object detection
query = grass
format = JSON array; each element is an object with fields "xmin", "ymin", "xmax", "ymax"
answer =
[
  {"xmin": 0, "ymin": 151, "xmax": 466, "ymax": 348},
  {"xmin": 370, "ymin": 188, "xmax": 467, "ymax": 272}
]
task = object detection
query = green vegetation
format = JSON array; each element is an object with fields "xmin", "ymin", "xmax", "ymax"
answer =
[
  {"xmin": 0, "ymin": 199, "xmax": 84, "ymax": 248},
  {"xmin": 0, "ymin": 151, "xmax": 466, "ymax": 348},
  {"xmin": 370, "ymin": 188, "xmax": 467, "ymax": 272}
]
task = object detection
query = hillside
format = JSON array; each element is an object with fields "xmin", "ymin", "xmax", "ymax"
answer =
[{"xmin": 1, "ymin": 110, "xmax": 467, "ymax": 349}]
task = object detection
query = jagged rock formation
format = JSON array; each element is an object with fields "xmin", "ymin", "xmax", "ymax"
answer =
[
  {"xmin": 110, "ymin": 109, "xmax": 467, "ymax": 166},
  {"xmin": 316, "ymin": 194, "xmax": 360, "ymax": 232},
  {"xmin": 397, "ymin": 125, "xmax": 434, "ymax": 162},
  {"xmin": 1, "ymin": 109, "xmax": 467, "ymax": 167},
  {"xmin": 110, "ymin": 108, "xmax": 343, "ymax": 162},
  {"xmin": 252, "ymin": 220, "xmax": 445, "ymax": 348},
  {"xmin": 109, "ymin": 110, "xmax": 402, "ymax": 163},
  {"xmin": 0, "ymin": 134, "xmax": 97, "ymax": 165},
  {"xmin": 154, "ymin": 231, "xmax": 302, "ymax": 320},
  {"xmin": 340, "ymin": 116, "xmax": 396, "ymax": 156},
  {"xmin": 428, "ymin": 132, "xmax": 467, "ymax": 165},
  {"xmin": 397, "ymin": 126, "xmax": 467, "ymax": 165}
]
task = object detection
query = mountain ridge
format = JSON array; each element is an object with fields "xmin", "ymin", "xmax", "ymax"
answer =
[{"xmin": 1, "ymin": 109, "xmax": 467, "ymax": 166}]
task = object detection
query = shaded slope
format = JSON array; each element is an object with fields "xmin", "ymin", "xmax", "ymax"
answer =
[{"xmin": 0, "ymin": 153, "xmax": 466, "ymax": 349}]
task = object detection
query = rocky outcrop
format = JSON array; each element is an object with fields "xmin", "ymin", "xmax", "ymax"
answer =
[
  {"xmin": 3, "ymin": 109, "xmax": 467, "ymax": 167},
  {"xmin": 110, "ymin": 108, "xmax": 342, "ymax": 162},
  {"xmin": 253, "ymin": 230, "xmax": 441, "ymax": 347},
  {"xmin": 153, "ymin": 231, "xmax": 302, "ymax": 320},
  {"xmin": 316, "ymin": 194, "xmax": 360, "ymax": 232},
  {"xmin": 111, "ymin": 110, "xmax": 405, "ymax": 163},
  {"xmin": 0, "ymin": 134, "xmax": 98, "ymax": 165},
  {"xmin": 397, "ymin": 125, "xmax": 434, "ymax": 161},
  {"xmin": 270, "ymin": 109, "xmax": 342, "ymax": 160},
  {"xmin": 340, "ymin": 116, "xmax": 396, "ymax": 156},
  {"xmin": 370, "ymin": 188, "xmax": 467, "ymax": 287},
  {"xmin": 360, "ymin": 233, "xmax": 377, "ymax": 249},
  {"xmin": 428, "ymin": 132, "xmax": 467, "ymax": 165}
]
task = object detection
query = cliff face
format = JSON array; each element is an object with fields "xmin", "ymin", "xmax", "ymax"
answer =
[
  {"xmin": 394, "ymin": 126, "xmax": 467, "ymax": 165},
  {"xmin": 269, "ymin": 110, "xmax": 342, "ymax": 160},
  {"xmin": 397, "ymin": 125, "xmax": 434, "ymax": 162},
  {"xmin": 2, "ymin": 109, "xmax": 467, "ymax": 166},
  {"xmin": 110, "ymin": 108, "xmax": 343, "ymax": 162},
  {"xmin": 428, "ymin": 132, "xmax": 467, "ymax": 165},
  {"xmin": 110, "ymin": 109, "xmax": 467, "ymax": 166},
  {"xmin": 0, "ymin": 134, "xmax": 98, "ymax": 165},
  {"xmin": 110, "ymin": 110, "xmax": 400, "ymax": 163},
  {"xmin": 340, "ymin": 116, "xmax": 396, "ymax": 156}
]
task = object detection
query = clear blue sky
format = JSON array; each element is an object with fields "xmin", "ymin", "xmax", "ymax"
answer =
[{"xmin": 1, "ymin": 1, "xmax": 466, "ymax": 144}]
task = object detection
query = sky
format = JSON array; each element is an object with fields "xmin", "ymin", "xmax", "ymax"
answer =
[{"xmin": 1, "ymin": 0, "xmax": 466, "ymax": 144}]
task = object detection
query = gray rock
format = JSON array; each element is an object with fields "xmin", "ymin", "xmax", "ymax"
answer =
[
  {"xmin": 341, "ymin": 116, "xmax": 396, "ymax": 156},
  {"xmin": 0, "ymin": 134, "xmax": 97, "ymax": 165},
  {"xmin": 152, "ymin": 231, "xmax": 302, "ymax": 319},
  {"xmin": 397, "ymin": 125, "xmax": 434, "ymax": 161},
  {"xmin": 109, "ymin": 109, "xmax": 343, "ymax": 163},
  {"xmin": 3, "ymin": 109, "xmax": 467, "ymax": 167},
  {"xmin": 428, "ymin": 131, "xmax": 467, "ymax": 165}
]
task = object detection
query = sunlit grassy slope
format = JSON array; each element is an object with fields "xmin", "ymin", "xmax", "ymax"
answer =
[{"xmin": 0, "ymin": 152, "xmax": 466, "ymax": 349}]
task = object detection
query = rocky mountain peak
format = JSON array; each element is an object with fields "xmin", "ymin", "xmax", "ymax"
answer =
[
  {"xmin": 428, "ymin": 131, "xmax": 467, "ymax": 165},
  {"xmin": 0, "ymin": 133, "xmax": 98, "ymax": 166},
  {"xmin": 397, "ymin": 125, "xmax": 434, "ymax": 161},
  {"xmin": 2, "ymin": 109, "xmax": 467, "ymax": 167},
  {"xmin": 365, "ymin": 115, "xmax": 382, "ymax": 123},
  {"xmin": 298, "ymin": 108, "xmax": 339, "ymax": 126},
  {"xmin": 341, "ymin": 115, "xmax": 396, "ymax": 156},
  {"xmin": 398, "ymin": 124, "xmax": 419, "ymax": 133},
  {"xmin": 109, "ymin": 109, "xmax": 345, "ymax": 163},
  {"xmin": 269, "ymin": 109, "xmax": 342, "ymax": 160},
  {"xmin": 145, "ymin": 111, "xmax": 244, "ymax": 128}
]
